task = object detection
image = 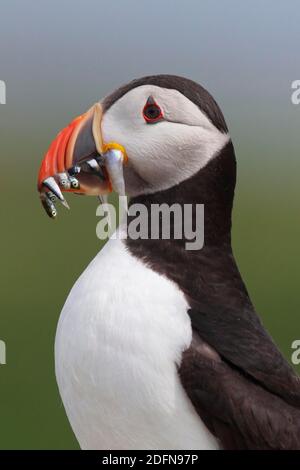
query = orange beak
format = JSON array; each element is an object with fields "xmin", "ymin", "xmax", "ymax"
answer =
[
  {"xmin": 38, "ymin": 101, "xmax": 128, "ymax": 218},
  {"xmin": 38, "ymin": 102, "xmax": 111, "ymax": 190},
  {"xmin": 37, "ymin": 103, "xmax": 115, "ymax": 217}
]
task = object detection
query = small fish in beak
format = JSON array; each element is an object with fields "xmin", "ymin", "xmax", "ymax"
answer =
[
  {"xmin": 37, "ymin": 102, "xmax": 128, "ymax": 218},
  {"xmin": 40, "ymin": 192, "xmax": 58, "ymax": 219}
]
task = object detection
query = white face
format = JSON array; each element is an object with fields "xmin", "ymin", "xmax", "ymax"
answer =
[{"xmin": 101, "ymin": 85, "xmax": 229, "ymax": 196}]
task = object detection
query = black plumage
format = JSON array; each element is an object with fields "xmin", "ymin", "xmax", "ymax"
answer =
[{"xmin": 115, "ymin": 76, "xmax": 300, "ymax": 449}]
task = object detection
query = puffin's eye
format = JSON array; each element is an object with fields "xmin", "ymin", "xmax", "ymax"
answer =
[{"xmin": 143, "ymin": 97, "xmax": 163, "ymax": 123}]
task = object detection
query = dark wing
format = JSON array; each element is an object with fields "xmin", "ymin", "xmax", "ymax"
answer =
[
  {"xmin": 179, "ymin": 301, "xmax": 300, "ymax": 449},
  {"xmin": 125, "ymin": 218, "xmax": 300, "ymax": 449}
]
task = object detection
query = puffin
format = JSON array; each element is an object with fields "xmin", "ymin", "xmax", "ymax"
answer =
[{"xmin": 37, "ymin": 75, "xmax": 300, "ymax": 450}]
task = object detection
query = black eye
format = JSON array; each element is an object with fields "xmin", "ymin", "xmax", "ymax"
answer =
[{"xmin": 143, "ymin": 97, "xmax": 163, "ymax": 123}]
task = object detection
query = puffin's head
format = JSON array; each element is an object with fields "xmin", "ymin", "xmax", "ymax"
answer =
[{"xmin": 37, "ymin": 75, "xmax": 232, "ymax": 217}]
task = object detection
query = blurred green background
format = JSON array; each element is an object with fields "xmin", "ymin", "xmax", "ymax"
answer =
[{"xmin": 0, "ymin": 0, "xmax": 299, "ymax": 449}]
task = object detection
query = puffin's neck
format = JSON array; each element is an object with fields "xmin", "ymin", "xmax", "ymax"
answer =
[
  {"xmin": 125, "ymin": 141, "xmax": 251, "ymax": 310},
  {"xmin": 127, "ymin": 140, "xmax": 236, "ymax": 248}
]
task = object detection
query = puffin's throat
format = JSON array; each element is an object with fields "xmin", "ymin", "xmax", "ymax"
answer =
[{"xmin": 126, "ymin": 140, "xmax": 236, "ymax": 248}]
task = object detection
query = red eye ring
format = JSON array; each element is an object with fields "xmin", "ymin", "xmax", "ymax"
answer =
[{"xmin": 143, "ymin": 97, "xmax": 163, "ymax": 123}]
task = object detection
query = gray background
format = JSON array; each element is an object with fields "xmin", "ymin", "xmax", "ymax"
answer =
[{"xmin": 0, "ymin": 0, "xmax": 299, "ymax": 449}]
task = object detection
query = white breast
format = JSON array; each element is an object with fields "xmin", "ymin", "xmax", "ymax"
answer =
[{"xmin": 55, "ymin": 234, "xmax": 219, "ymax": 450}]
